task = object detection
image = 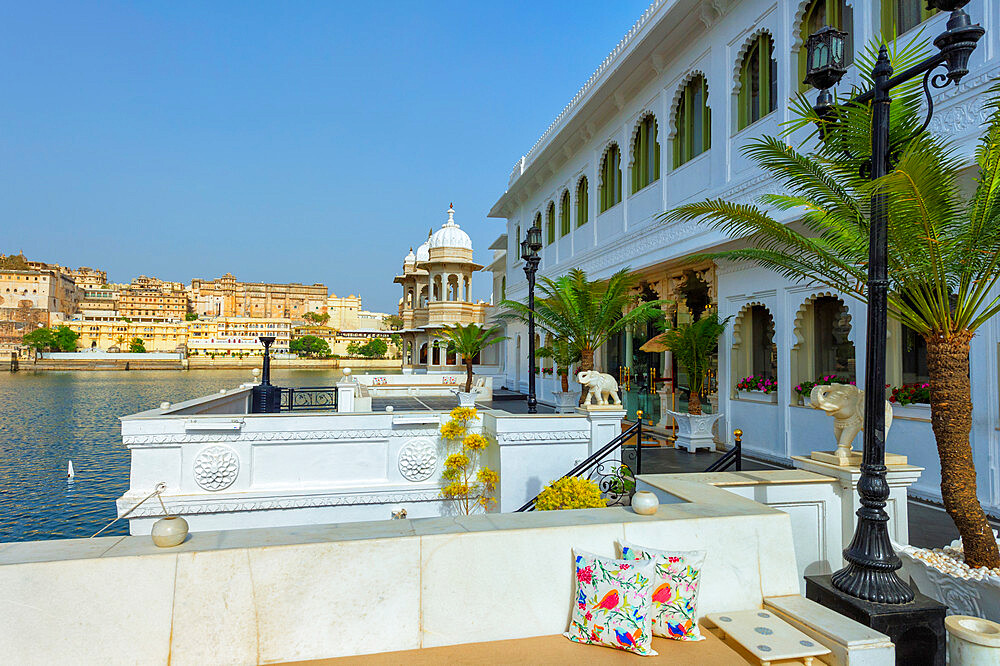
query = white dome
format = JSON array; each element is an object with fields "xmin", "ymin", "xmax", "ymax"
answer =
[
  {"xmin": 415, "ymin": 241, "xmax": 430, "ymax": 262},
  {"xmin": 428, "ymin": 204, "xmax": 472, "ymax": 250},
  {"xmin": 404, "ymin": 247, "xmax": 416, "ymax": 264}
]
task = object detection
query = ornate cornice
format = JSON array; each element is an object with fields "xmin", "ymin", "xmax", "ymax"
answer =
[
  {"xmin": 123, "ymin": 427, "xmax": 441, "ymax": 447},
  {"xmin": 494, "ymin": 430, "xmax": 589, "ymax": 444}
]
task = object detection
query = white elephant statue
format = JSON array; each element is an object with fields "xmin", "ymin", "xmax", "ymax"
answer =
[
  {"xmin": 576, "ymin": 370, "xmax": 621, "ymax": 406},
  {"xmin": 810, "ymin": 383, "xmax": 893, "ymax": 462}
]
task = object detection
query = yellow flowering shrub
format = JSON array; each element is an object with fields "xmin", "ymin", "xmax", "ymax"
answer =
[
  {"xmin": 534, "ymin": 476, "xmax": 608, "ymax": 511},
  {"xmin": 438, "ymin": 407, "xmax": 497, "ymax": 514}
]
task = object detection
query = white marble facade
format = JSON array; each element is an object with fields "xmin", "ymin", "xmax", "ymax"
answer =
[{"xmin": 488, "ymin": 0, "xmax": 1000, "ymax": 515}]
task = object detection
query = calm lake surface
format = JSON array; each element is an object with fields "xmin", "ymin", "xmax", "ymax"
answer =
[{"xmin": 0, "ymin": 368, "xmax": 360, "ymax": 542}]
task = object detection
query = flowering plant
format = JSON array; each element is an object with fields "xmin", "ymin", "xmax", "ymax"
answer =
[
  {"xmin": 735, "ymin": 375, "xmax": 777, "ymax": 394},
  {"xmin": 535, "ymin": 476, "xmax": 608, "ymax": 511},
  {"xmin": 439, "ymin": 407, "xmax": 497, "ymax": 514},
  {"xmin": 795, "ymin": 374, "xmax": 854, "ymax": 397},
  {"xmin": 889, "ymin": 382, "xmax": 931, "ymax": 405}
]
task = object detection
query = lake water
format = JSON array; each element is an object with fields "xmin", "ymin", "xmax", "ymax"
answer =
[{"xmin": 0, "ymin": 368, "xmax": 357, "ymax": 542}]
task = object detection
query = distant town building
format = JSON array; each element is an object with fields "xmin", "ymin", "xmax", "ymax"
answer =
[
  {"xmin": 67, "ymin": 319, "xmax": 187, "ymax": 353},
  {"xmin": 394, "ymin": 205, "xmax": 489, "ymax": 370},
  {"xmin": 118, "ymin": 276, "xmax": 188, "ymax": 322},
  {"xmin": 186, "ymin": 316, "xmax": 292, "ymax": 355},
  {"xmin": 77, "ymin": 286, "xmax": 119, "ymax": 319},
  {"xmin": 63, "ymin": 266, "xmax": 107, "ymax": 289},
  {"xmin": 190, "ymin": 273, "xmax": 327, "ymax": 319},
  {"xmin": 0, "ymin": 263, "xmax": 79, "ymax": 324},
  {"xmin": 292, "ymin": 325, "xmax": 397, "ymax": 357}
]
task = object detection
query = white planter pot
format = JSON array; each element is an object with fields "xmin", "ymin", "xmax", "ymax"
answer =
[
  {"xmin": 800, "ymin": 395, "xmax": 812, "ymax": 408},
  {"xmin": 737, "ymin": 390, "xmax": 777, "ymax": 403},
  {"xmin": 455, "ymin": 391, "xmax": 478, "ymax": 408},
  {"xmin": 552, "ymin": 390, "xmax": 578, "ymax": 414},
  {"xmin": 946, "ymin": 615, "xmax": 1000, "ymax": 664},
  {"xmin": 631, "ymin": 490, "xmax": 659, "ymax": 515},
  {"xmin": 151, "ymin": 516, "xmax": 189, "ymax": 548},
  {"xmin": 897, "ymin": 544, "xmax": 1000, "ymax": 622},
  {"xmin": 894, "ymin": 402, "xmax": 931, "ymax": 421},
  {"xmin": 666, "ymin": 410, "xmax": 723, "ymax": 453}
]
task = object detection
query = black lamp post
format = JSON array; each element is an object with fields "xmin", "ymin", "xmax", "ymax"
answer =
[
  {"xmin": 804, "ymin": 1, "xmax": 983, "ymax": 604},
  {"xmin": 521, "ymin": 225, "xmax": 543, "ymax": 413},
  {"xmin": 251, "ymin": 335, "xmax": 277, "ymax": 413}
]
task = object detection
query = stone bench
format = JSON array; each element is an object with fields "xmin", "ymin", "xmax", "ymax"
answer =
[{"xmin": 297, "ymin": 630, "xmax": 751, "ymax": 664}]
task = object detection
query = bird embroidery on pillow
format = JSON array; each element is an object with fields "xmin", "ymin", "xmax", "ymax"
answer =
[
  {"xmin": 651, "ymin": 581, "xmax": 673, "ymax": 605},
  {"xmin": 614, "ymin": 627, "xmax": 642, "ymax": 649},
  {"xmin": 666, "ymin": 619, "xmax": 694, "ymax": 639},
  {"xmin": 593, "ymin": 589, "xmax": 620, "ymax": 611}
]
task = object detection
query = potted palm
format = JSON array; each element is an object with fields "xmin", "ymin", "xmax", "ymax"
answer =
[
  {"xmin": 537, "ymin": 336, "xmax": 581, "ymax": 413},
  {"xmin": 648, "ymin": 312, "xmax": 730, "ymax": 453},
  {"xmin": 499, "ymin": 267, "xmax": 667, "ymax": 404},
  {"xmin": 663, "ymin": 41, "xmax": 1000, "ymax": 590},
  {"xmin": 435, "ymin": 323, "xmax": 505, "ymax": 407}
]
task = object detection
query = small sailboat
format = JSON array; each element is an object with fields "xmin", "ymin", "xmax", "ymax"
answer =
[{"xmin": 67, "ymin": 460, "xmax": 75, "ymax": 479}]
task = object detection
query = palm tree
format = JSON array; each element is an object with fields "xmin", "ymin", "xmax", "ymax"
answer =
[
  {"xmin": 537, "ymin": 336, "xmax": 582, "ymax": 393},
  {"xmin": 660, "ymin": 41, "xmax": 1000, "ymax": 567},
  {"xmin": 499, "ymin": 268, "xmax": 668, "ymax": 401},
  {"xmin": 649, "ymin": 312, "xmax": 730, "ymax": 415},
  {"xmin": 435, "ymin": 323, "xmax": 506, "ymax": 393}
]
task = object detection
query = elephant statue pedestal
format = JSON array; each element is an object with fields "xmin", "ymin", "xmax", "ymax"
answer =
[{"xmin": 807, "ymin": 382, "xmax": 907, "ymax": 466}]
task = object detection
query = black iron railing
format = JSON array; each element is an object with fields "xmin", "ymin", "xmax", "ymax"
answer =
[
  {"xmin": 705, "ymin": 429, "xmax": 742, "ymax": 473},
  {"xmin": 277, "ymin": 386, "xmax": 338, "ymax": 412},
  {"xmin": 516, "ymin": 418, "xmax": 642, "ymax": 512}
]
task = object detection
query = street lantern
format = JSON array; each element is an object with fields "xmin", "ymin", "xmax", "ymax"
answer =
[
  {"xmin": 801, "ymin": 2, "xmax": 983, "ymax": 612},
  {"xmin": 521, "ymin": 224, "xmax": 543, "ymax": 413},
  {"xmin": 804, "ymin": 26, "xmax": 848, "ymax": 91}
]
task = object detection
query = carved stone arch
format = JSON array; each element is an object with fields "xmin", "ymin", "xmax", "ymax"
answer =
[
  {"xmin": 732, "ymin": 28, "xmax": 775, "ymax": 93},
  {"xmin": 597, "ymin": 141, "xmax": 621, "ymax": 193},
  {"xmin": 732, "ymin": 300, "xmax": 770, "ymax": 350},
  {"xmin": 791, "ymin": 290, "xmax": 857, "ymax": 388},
  {"xmin": 627, "ymin": 110, "xmax": 659, "ymax": 168},
  {"xmin": 731, "ymin": 300, "xmax": 777, "ymax": 392},
  {"xmin": 573, "ymin": 173, "xmax": 589, "ymax": 205},
  {"xmin": 790, "ymin": 0, "xmax": 856, "ymax": 52},
  {"xmin": 667, "ymin": 70, "xmax": 710, "ymax": 139}
]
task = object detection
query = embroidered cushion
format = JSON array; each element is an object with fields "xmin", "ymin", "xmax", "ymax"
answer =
[
  {"xmin": 564, "ymin": 550, "xmax": 657, "ymax": 656},
  {"xmin": 620, "ymin": 541, "xmax": 706, "ymax": 641}
]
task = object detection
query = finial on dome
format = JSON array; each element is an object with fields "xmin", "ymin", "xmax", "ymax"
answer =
[{"xmin": 446, "ymin": 203, "xmax": 456, "ymax": 226}]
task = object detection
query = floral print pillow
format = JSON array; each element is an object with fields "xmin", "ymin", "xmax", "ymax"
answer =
[
  {"xmin": 620, "ymin": 541, "xmax": 706, "ymax": 641},
  {"xmin": 564, "ymin": 550, "xmax": 657, "ymax": 656}
]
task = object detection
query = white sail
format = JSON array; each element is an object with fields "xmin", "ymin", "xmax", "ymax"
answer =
[{"xmin": 67, "ymin": 460, "xmax": 75, "ymax": 478}]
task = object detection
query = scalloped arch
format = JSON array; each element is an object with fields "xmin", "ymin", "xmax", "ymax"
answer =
[
  {"xmin": 573, "ymin": 174, "xmax": 588, "ymax": 205},
  {"xmin": 791, "ymin": 291, "xmax": 854, "ymax": 351},
  {"xmin": 667, "ymin": 70, "xmax": 710, "ymax": 139},
  {"xmin": 732, "ymin": 300, "xmax": 773, "ymax": 350},
  {"xmin": 732, "ymin": 28, "xmax": 775, "ymax": 92},
  {"xmin": 597, "ymin": 141, "xmax": 621, "ymax": 193},
  {"xmin": 627, "ymin": 111, "xmax": 659, "ymax": 167},
  {"xmin": 790, "ymin": 0, "xmax": 856, "ymax": 52}
]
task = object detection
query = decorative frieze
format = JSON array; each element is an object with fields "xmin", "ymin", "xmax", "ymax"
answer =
[
  {"xmin": 124, "ymin": 426, "xmax": 441, "ymax": 446},
  {"xmin": 494, "ymin": 430, "xmax": 590, "ymax": 444}
]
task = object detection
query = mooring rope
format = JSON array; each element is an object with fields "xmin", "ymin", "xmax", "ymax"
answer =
[{"xmin": 89, "ymin": 482, "xmax": 167, "ymax": 538}]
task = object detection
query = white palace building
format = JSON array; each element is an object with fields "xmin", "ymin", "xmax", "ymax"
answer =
[{"xmin": 487, "ymin": 0, "xmax": 1000, "ymax": 516}]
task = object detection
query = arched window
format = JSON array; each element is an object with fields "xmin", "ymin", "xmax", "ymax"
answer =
[
  {"xmin": 737, "ymin": 34, "xmax": 777, "ymax": 130},
  {"xmin": 576, "ymin": 176, "xmax": 589, "ymax": 226},
  {"xmin": 733, "ymin": 304, "xmax": 777, "ymax": 391},
  {"xmin": 599, "ymin": 144, "xmax": 622, "ymax": 213},
  {"xmin": 673, "ymin": 75, "xmax": 711, "ymax": 168},
  {"xmin": 546, "ymin": 202, "xmax": 556, "ymax": 244},
  {"xmin": 882, "ymin": 0, "xmax": 936, "ymax": 36},
  {"xmin": 793, "ymin": 295, "xmax": 856, "ymax": 388},
  {"xmin": 631, "ymin": 115, "xmax": 660, "ymax": 193},
  {"xmin": 559, "ymin": 190, "xmax": 571, "ymax": 237},
  {"xmin": 799, "ymin": 1, "xmax": 853, "ymax": 92}
]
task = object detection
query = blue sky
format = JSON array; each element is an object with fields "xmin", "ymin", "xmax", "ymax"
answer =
[{"xmin": 1, "ymin": 1, "xmax": 651, "ymax": 312}]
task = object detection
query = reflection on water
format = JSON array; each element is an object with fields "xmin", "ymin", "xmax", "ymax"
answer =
[{"xmin": 0, "ymin": 368, "xmax": 368, "ymax": 542}]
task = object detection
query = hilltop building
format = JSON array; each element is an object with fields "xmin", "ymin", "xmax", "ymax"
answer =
[
  {"xmin": 394, "ymin": 205, "xmax": 490, "ymax": 371},
  {"xmin": 488, "ymin": 1, "xmax": 1000, "ymax": 516},
  {"xmin": 189, "ymin": 273, "xmax": 327, "ymax": 319},
  {"xmin": 186, "ymin": 317, "xmax": 292, "ymax": 355}
]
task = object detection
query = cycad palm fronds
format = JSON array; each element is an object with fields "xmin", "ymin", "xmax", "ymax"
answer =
[
  {"xmin": 436, "ymin": 323, "xmax": 505, "ymax": 393},
  {"xmin": 651, "ymin": 312, "xmax": 730, "ymax": 414}
]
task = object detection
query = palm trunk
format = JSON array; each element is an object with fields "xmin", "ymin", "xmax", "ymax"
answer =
[
  {"xmin": 926, "ymin": 332, "xmax": 1000, "ymax": 568},
  {"xmin": 687, "ymin": 392, "xmax": 702, "ymax": 415},
  {"xmin": 465, "ymin": 359, "xmax": 474, "ymax": 394},
  {"xmin": 579, "ymin": 347, "xmax": 594, "ymax": 404},
  {"xmin": 560, "ymin": 371, "xmax": 569, "ymax": 393}
]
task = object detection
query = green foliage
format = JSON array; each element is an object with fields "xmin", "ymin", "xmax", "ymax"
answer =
[
  {"xmin": 436, "ymin": 323, "xmax": 506, "ymax": 392},
  {"xmin": 346, "ymin": 338, "xmax": 389, "ymax": 359},
  {"xmin": 290, "ymin": 335, "xmax": 331, "ymax": 358},
  {"xmin": 536, "ymin": 336, "xmax": 581, "ymax": 376},
  {"xmin": 129, "ymin": 338, "xmax": 146, "ymax": 353},
  {"xmin": 652, "ymin": 312, "xmax": 730, "ymax": 413},
  {"xmin": 185, "ymin": 312, "xmax": 198, "ymax": 321},
  {"xmin": 383, "ymin": 314, "xmax": 403, "ymax": 330},
  {"xmin": 498, "ymin": 267, "xmax": 668, "ymax": 371},
  {"xmin": 21, "ymin": 327, "xmax": 55, "ymax": 352},
  {"xmin": 535, "ymin": 476, "xmax": 608, "ymax": 511},
  {"xmin": 303, "ymin": 311, "xmax": 330, "ymax": 325},
  {"xmin": 52, "ymin": 325, "xmax": 78, "ymax": 352}
]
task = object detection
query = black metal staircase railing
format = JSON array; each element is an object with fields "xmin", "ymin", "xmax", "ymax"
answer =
[
  {"xmin": 516, "ymin": 418, "xmax": 643, "ymax": 512},
  {"xmin": 705, "ymin": 429, "xmax": 743, "ymax": 473}
]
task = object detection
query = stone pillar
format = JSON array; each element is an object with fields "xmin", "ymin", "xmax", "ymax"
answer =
[
  {"xmin": 337, "ymin": 374, "xmax": 356, "ymax": 412},
  {"xmin": 577, "ymin": 406, "xmax": 626, "ymax": 456},
  {"xmin": 793, "ymin": 455, "xmax": 923, "ymax": 550}
]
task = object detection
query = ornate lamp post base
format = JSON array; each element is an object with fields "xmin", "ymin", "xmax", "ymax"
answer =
[{"xmin": 806, "ymin": 574, "xmax": 947, "ymax": 666}]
